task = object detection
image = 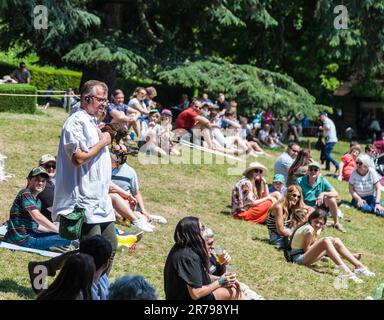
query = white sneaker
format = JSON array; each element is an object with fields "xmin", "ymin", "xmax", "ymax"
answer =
[
  {"xmin": 142, "ymin": 218, "xmax": 156, "ymax": 229},
  {"xmin": 355, "ymin": 267, "xmax": 375, "ymax": 277},
  {"xmin": 132, "ymin": 219, "xmax": 154, "ymax": 232},
  {"xmin": 150, "ymin": 215, "xmax": 167, "ymax": 224},
  {"xmin": 342, "ymin": 274, "xmax": 364, "ymax": 284}
]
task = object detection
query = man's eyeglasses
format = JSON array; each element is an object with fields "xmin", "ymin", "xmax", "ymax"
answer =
[
  {"xmin": 356, "ymin": 161, "xmax": 363, "ymax": 166},
  {"xmin": 90, "ymin": 96, "xmax": 109, "ymax": 104},
  {"xmin": 290, "ymin": 147, "xmax": 300, "ymax": 154},
  {"xmin": 43, "ymin": 164, "xmax": 56, "ymax": 169}
]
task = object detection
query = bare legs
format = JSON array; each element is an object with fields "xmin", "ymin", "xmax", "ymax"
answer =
[{"xmin": 302, "ymin": 237, "xmax": 363, "ymax": 275}]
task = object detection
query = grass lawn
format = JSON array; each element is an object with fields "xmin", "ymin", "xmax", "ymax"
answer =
[{"xmin": 0, "ymin": 107, "xmax": 383, "ymax": 300}]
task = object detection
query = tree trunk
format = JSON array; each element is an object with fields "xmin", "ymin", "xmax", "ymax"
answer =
[{"xmin": 79, "ymin": 63, "xmax": 116, "ymax": 94}]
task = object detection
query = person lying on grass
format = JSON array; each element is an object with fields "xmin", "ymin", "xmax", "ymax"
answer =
[
  {"xmin": 232, "ymin": 162, "xmax": 281, "ymax": 224},
  {"xmin": 289, "ymin": 209, "xmax": 375, "ymax": 283},
  {"xmin": 267, "ymin": 185, "xmax": 313, "ymax": 249}
]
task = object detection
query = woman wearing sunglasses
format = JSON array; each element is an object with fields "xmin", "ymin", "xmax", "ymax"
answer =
[
  {"xmin": 349, "ymin": 154, "xmax": 384, "ymax": 216},
  {"xmin": 232, "ymin": 162, "xmax": 281, "ymax": 223},
  {"xmin": 267, "ymin": 185, "xmax": 313, "ymax": 249},
  {"xmin": 290, "ymin": 209, "xmax": 375, "ymax": 282}
]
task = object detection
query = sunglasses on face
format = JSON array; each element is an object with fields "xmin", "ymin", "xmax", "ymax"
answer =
[
  {"xmin": 291, "ymin": 194, "xmax": 301, "ymax": 199},
  {"xmin": 253, "ymin": 169, "xmax": 263, "ymax": 174},
  {"xmin": 309, "ymin": 167, "xmax": 319, "ymax": 172},
  {"xmin": 44, "ymin": 164, "xmax": 56, "ymax": 169},
  {"xmin": 356, "ymin": 161, "xmax": 363, "ymax": 166}
]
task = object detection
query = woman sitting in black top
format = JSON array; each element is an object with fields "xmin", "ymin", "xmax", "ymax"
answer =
[{"xmin": 164, "ymin": 216, "xmax": 246, "ymax": 300}]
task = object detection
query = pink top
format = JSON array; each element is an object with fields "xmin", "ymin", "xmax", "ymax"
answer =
[
  {"xmin": 341, "ymin": 153, "xmax": 356, "ymax": 181},
  {"xmin": 263, "ymin": 110, "xmax": 274, "ymax": 124}
]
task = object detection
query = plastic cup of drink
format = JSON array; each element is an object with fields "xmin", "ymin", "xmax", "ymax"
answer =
[{"xmin": 215, "ymin": 246, "xmax": 226, "ymax": 265}]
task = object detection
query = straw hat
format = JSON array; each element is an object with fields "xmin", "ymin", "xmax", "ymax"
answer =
[{"xmin": 242, "ymin": 161, "xmax": 267, "ymax": 176}]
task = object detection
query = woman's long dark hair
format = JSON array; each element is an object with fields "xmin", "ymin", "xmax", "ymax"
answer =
[
  {"xmin": 174, "ymin": 216, "xmax": 209, "ymax": 270},
  {"xmin": 288, "ymin": 149, "xmax": 312, "ymax": 176},
  {"xmin": 37, "ymin": 253, "xmax": 96, "ymax": 300}
]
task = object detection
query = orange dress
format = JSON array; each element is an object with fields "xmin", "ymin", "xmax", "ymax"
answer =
[{"xmin": 231, "ymin": 178, "xmax": 272, "ymax": 223}]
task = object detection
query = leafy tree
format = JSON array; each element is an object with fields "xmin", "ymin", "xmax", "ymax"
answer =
[{"xmin": 1, "ymin": 0, "xmax": 382, "ymax": 116}]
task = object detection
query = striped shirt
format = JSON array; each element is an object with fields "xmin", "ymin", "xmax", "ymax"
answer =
[
  {"xmin": 4, "ymin": 188, "xmax": 39, "ymax": 244},
  {"xmin": 266, "ymin": 211, "xmax": 291, "ymax": 234}
]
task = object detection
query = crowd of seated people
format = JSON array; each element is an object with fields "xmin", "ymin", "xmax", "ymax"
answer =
[{"xmin": 4, "ymin": 82, "xmax": 383, "ymax": 301}]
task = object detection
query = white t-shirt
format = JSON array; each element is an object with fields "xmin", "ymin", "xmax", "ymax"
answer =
[
  {"xmin": 128, "ymin": 98, "xmax": 148, "ymax": 113},
  {"xmin": 323, "ymin": 118, "xmax": 338, "ymax": 143},
  {"xmin": 52, "ymin": 109, "xmax": 115, "ymax": 224},
  {"xmin": 349, "ymin": 167, "xmax": 380, "ymax": 197},
  {"xmin": 274, "ymin": 152, "xmax": 294, "ymax": 180}
]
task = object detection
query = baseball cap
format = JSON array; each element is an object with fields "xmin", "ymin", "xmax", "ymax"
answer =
[
  {"xmin": 319, "ymin": 112, "xmax": 327, "ymax": 116},
  {"xmin": 149, "ymin": 108, "xmax": 159, "ymax": 114},
  {"xmin": 308, "ymin": 161, "xmax": 321, "ymax": 170},
  {"xmin": 27, "ymin": 167, "xmax": 49, "ymax": 179},
  {"xmin": 161, "ymin": 109, "xmax": 173, "ymax": 117},
  {"xmin": 39, "ymin": 154, "xmax": 56, "ymax": 166},
  {"xmin": 272, "ymin": 174, "xmax": 286, "ymax": 183}
]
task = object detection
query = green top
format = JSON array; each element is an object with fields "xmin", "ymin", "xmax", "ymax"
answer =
[
  {"xmin": 4, "ymin": 188, "xmax": 40, "ymax": 244},
  {"xmin": 295, "ymin": 175, "xmax": 333, "ymax": 207}
]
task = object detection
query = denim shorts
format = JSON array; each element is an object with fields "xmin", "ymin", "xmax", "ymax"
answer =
[
  {"xmin": 268, "ymin": 229, "xmax": 288, "ymax": 249},
  {"xmin": 290, "ymin": 249, "xmax": 305, "ymax": 265}
]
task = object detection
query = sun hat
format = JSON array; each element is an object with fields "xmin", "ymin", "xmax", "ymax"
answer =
[
  {"xmin": 242, "ymin": 161, "xmax": 267, "ymax": 176},
  {"xmin": 39, "ymin": 154, "xmax": 56, "ymax": 166},
  {"xmin": 161, "ymin": 109, "xmax": 173, "ymax": 117},
  {"xmin": 356, "ymin": 154, "xmax": 372, "ymax": 168},
  {"xmin": 272, "ymin": 174, "xmax": 286, "ymax": 183},
  {"xmin": 27, "ymin": 167, "xmax": 49, "ymax": 179}
]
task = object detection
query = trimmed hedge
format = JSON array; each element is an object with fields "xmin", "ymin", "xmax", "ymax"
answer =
[
  {"xmin": 0, "ymin": 84, "xmax": 37, "ymax": 113},
  {"xmin": 0, "ymin": 62, "xmax": 81, "ymax": 91}
]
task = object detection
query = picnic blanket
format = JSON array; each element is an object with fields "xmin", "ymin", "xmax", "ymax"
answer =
[{"xmin": 0, "ymin": 225, "xmax": 60, "ymax": 258}]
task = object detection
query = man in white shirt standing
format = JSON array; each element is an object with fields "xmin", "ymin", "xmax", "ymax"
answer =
[
  {"xmin": 52, "ymin": 80, "xmax": 117, "ymax": 260},
  {"xmin": 319, "ymin": 112, "xmax": 339, "ymax": 172}
]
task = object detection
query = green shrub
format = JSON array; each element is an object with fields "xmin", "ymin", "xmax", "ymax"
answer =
[
  {"xmin": 0, "ymin": 62, "xmax": 81, "ymax": 91},
  {"xmin": 0, "ymin": 84, "xmax": 37, "ymax": 113}
]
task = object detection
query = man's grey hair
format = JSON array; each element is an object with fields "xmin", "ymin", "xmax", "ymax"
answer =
[
  {"xmin": 108, "ymin": 275, "xmax": 158, "ymax": 300},
  {"xmin": 202, "ymin": 227, "xmax": 214, "ymax": 239},
  {"xmin": 80, "ymin": 80, "xmax": 108, "ymax": 98}
]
